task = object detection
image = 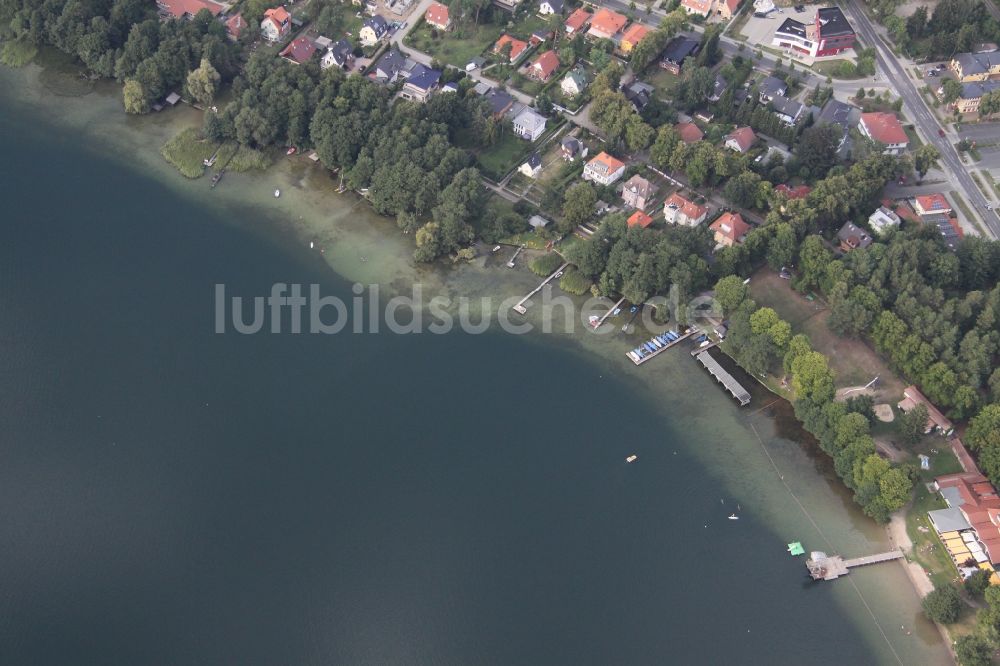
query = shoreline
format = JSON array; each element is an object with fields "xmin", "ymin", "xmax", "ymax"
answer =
[{"xmin": 0, "ymin": 59, "xmax": 952, "ymax": 664}]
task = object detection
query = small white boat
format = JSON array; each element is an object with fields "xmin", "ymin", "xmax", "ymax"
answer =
[
  {"xmin": 728, "ymin": 514, "xmax": 739, "ymax": 520},
  {"xmin": 274, "ymin": 189, "xmax": 281, "ymax": 198},
  {"xmin": 589, "ymin": 315, "xmax": 600, "ymax": 325},
  {"xmin": 626, "ymin": 454, "xmax": 638, "ymax": 463},
  {"xmin": 309, "ymin": 241, "xmax": 314, "ymax": 249},
  {"xmin": 492, "ymin": 245, "xmax": 501, "ymax": 253},
  {"xmin": 699, "ymin": 340, "xmax": 711, "ymax": 348}
]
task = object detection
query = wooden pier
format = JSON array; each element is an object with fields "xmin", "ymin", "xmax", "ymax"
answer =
[
  {"xmin": 629, "ymin": 329, "xmax": 696, "ymax": 366},
  {"xmin": 690, "ymin": 341, "xmax": 720, "ymax": 356},
  {"xmin": 591, "ymin": 296, "xmax": 627, "ymax": 330},
  {"xmin": 511, "ymin": 262, "xmax": 570, "ymax": 315},
  {"xmin": 506, "ymin": 245, "xmax": 525, "ymax": 269},
  {"xmin": 806, "ymin": 550, "xmax": 904, "ymax": 581},
  {"xmin": 695, "ymin": 351, "xmax": 751, "ymax": 406}
]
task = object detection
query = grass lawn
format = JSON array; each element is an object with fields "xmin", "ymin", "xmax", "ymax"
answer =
[
  {"xmin": 748, "ymin": 269, "xmax": 907, "ymax": 399},
  {"xmin": 161, "ymin": 128, "xmax": 217, "ymax": 179},
  {"xmin": 903, "ymin": 125, "xmax": 924, "ymax": 149},
  {"xmin": 983, "ymin": 170, "xmax": 1000, "ymax": 197},
  {"xmin": 404, "ymin": 20, "xmax": 502, "ymax": 67},
  {"xmin": 477, "ymin": 130, "xmax": 536, "ymax": 181},
  {"xmin": 949, "ymin": 189, "xmax": 985, "ymax": 234},
  {"xmin": 645, "ymin": 67, "xmax": 681, "ymax": 95},
  {"xmin": 906, "ymin": 482, "xmax": 961, "ymax": 590},
  {"xmin": 812, "ymin": 59, "xmax": 865, "ymax": 80},
  {"xmin": 498, "ymin": 230, "xmax": 551, "ymax": 250}
]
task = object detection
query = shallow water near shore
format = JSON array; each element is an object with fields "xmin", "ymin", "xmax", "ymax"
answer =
[{"xmin": 0, "ymin": 59, "xmax": 950, "ymax": 664}]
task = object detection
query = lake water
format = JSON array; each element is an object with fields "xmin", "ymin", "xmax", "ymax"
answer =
[{"xmin": 0, "ymin": 63, "xmax": 949, "ymax": 664}]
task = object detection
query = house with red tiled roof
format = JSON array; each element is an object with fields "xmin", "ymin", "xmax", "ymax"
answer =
[
  {"xmin": 858, "ymin": 112, "xmax": 909, "ymax": 155},
  {"xmin": 261, "ymin": 6, "xmax": 291, "ymax": 42},
  {"xmin": 620, "ymin": 23, "xmax": 650, "ymax": 54},
  {"xmin": 663, "ymin": 192, "xmax": 707, "ymax": 227},
  {"xmin": 775, "ymin": 184, "xmax": 811, "ymax": 199},
  {"xmin": 425, "ymin": 2, "xmax": 451, "ymax": 31},
  {"xmin": 494, "ymin": 34, "xmax": 529, "ymax": 62},
  {"xmin": 280, "ymin": 37, "xmax": 318, "ymax": 65},
  {"xmin": 156, "ymin": 0, "xmax": 224, "ymax": 20},
  {"xmin": 528, "ymin": 50, "xmax": 560, "ymax": 81},
  {"xmin": 710, "ymin": 212, "xmax": 750, "ymax": 247},
  {"xmin": 724, "ymin": 126, "xmax": 755, "ymax": 153},
  {"xmin": 564, "ymin": 7, "xmax": 591, "ymax": 34},
  {"xmin": 225, "ymin": 13, "xmax": 245, "ymax": 41},
  {"xmin": 681, "ymin": 0, "xmax": 714, "ymax": 17},
  {"xmin": 718, "ymin": 0, "xmax": 741, "ymax": 19},
  {"xmin": 914, "ymin": 193, "xmax": 952, "ymax": 216},
  {"xmin": 676, "ymin": 122, "xmax": 703, "ymax": 144},
  {"xmin": 627, "ymin": 210, "xmax": 655, "ymax": 228},
  {"xmin": 931, "ymin": 471, "xmax": 1000, "ymax": 563},
  {"xmin": 587, "ymin": 8, "xmax": 627, "ymax": 40},
  {"xmin": 898, "ymin": 385, "xmax": 954, "ymax": 435},
  {"xmin": 583, "ymin": 151, "xmax": 626, "ymax": 186}
]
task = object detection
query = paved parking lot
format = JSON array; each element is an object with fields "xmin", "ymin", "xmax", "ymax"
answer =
[{"xmin": 959, "ymin": 123, "xmax": 1000, "ymax": 171}]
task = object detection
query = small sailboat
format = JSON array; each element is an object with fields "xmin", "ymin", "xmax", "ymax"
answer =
[
  {"xmin": 728, "ymin": 514, "xmax": 739, "ymax": 520},
  {"xmin": 309, "ymin": 241, "xmax": 315, "ymax": 249},
  {"xmin": 286, "ymin": 146, "xmax": 297, "ymax": 156},
  {"xmin": 274, "ymin": 189, "xmax": 281, "ymax": 198},
  {"xmin": 626, "ymin": 455, "xmax": 638, "ymax": 463}
]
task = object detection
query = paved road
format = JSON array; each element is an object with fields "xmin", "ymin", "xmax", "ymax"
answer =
[{"xmin": 840, "ymin": 0, "xmax": 999, "ymax": 236}]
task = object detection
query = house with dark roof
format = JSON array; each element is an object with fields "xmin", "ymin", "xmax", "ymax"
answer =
[
  {"xmin": 360, "ymin": 15, "xmax": 389, "ymax": 45},
  {"xmin": 770, "ymin": 96, "xmax": 806, "ymax": 125},
  {"xmin": 519, "ymin": 152, "xmax": 543, "ymax": 178},
  {"xmin": 707, "ymin": 74, "xmax": 728, "ymax": 102},
  {"xmin": 817, "ymin": 98, "xmax": 853, "ymax": 148},
  {"xmin": 560, "ymin": 136, "xmax": 588, "ymax": 161},
  {"xmin": 659, "ymin": 35, "xmax": 700, "ymax": 74},
  {"xmin": 623, "ymin": 80, "xmax": 655, "ymax": 111},
  {"xmin": 953, "ymin": 81, "xmax": 1000, "ymax": 114},
  {"xmin": 621, "ymin": 174, "xmax": 657, "ymax": 209},
  {"xmin": 758, "ymin": 75, "xmax": 787, "ymax": 102},
  {"xmin": 401, "ymin": 64, "xmax": 442, "ymax": 102},
  {"xmin": 321, "ymin": 39, "xmax": 355, "ymax": 70},
  {"xmin": 772, "ymin": 6, "xmax": 855, "ymax": 58},
  {"xmin": 837, "ymin": 221, "xmax": 872, "ymax": 252},
  {"xmin": 373, "ymin": 48, "xmax": 406, "ymax": 82},
  {"xmin": 484, "ymin": 88, "xmax": 515, "ymax": 118},
  {"xmin": 561, "ymin": 67, "xmax": 588, "ymax": 96},
  {"xmin": 950, "ymin": 52, "xmax": 1000, "ymax": 82}
]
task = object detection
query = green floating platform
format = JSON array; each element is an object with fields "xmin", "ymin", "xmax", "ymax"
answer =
[{"xmin": 787, "ymin": 542, "xmax": 805, "ymax": 556}]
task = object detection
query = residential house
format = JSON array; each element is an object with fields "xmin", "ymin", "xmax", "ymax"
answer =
[
  {"xmin": 425, "ymin": 2, "xmax": 451, "ymax": 30},
  {"xmin": 539, "ymin": 0, "xmax": 563, "ymax": 15},
  {"xmin": 930, "ymin": 471, "xmax": 1000, "ymax": 564},
  {"xmin": 623, "ymin": 80, "xmax": 654, "ymax": 111},
  {"xmin": 530, "ymin": 30, "xmax": 553, "ymax": 45},
  {"xmin": 676, "ymin": 122, "xmax": 703, "ymax": 144},
  {"xmin": 512, "ymin": 108, "xmax": 547, "ymax": 141},
  {"xmin": 620, "ymin": 23, "xmax": 650, "ymax": 55},
  {"xmin": 725, "ymin": 126, "xmax": 756, "ymax": 153},
  {"xmin": 659, "ymin": 35, "xmax": 699, "ymax": 74},
  {"xmin": 775, "ymin": 184, "xmax": 811, "ymax": 199},
  {"xmin": 868, "ymin": 206, "xmax": 901, "ymax": 236},
  {"xmin": 484, "ymin": 88, "xmax": 515, "ymax": 118},
  {"xmin": 225, "ymin": 13, "xmax": 245, "ymax": 41},
  {"xmin": 858, "ymin": 112, "xmax": 909, "ymax": 154},
  {"xmin": 772, "ymin": 7, "xmax": 855, "ymax": 58},
  {"xmin": 519, "ymin": 152, "xmax": 543, "ymax": 178},
  {"xmin": 156, "ymin": 0, "xmax": 224, "ymax": 20},
  {"xmin": 441, "ymin": 82, "xmax": 459, "ymax": 93},
  {"xmin": 707, "ymin": 74, "xmax": 728, "ymax": 102},
  {"xmin": 561, "ymin": 67, "xmax": 588, "ymax": 96},
  {"xmin": 627, "ymin": 211, "xmax": 655, "ymax": 228},
  {"xmin": 837, "ymin": 221, "xmax": 872, "ymax": 252},
  {"xmin": 565, "ymin": 7, "xmax": 591, "ymax": 33},
  {"xmin": 280, "ymin": 37, "xmax": 318, "ymax": 65},
  {"xmin": 770, "ymin": 96, "xmax": 806, "ymax": 125},
  {"xmin": 528, "ymin": 50, "xmax": 560, "ymax": 81},
  {"xmin": 953, "ymin": 81, "xmax": 1000, "ymax": 114},
  {"xmin": 758, "ymin": 75, "xmax": 787, "ymax": 102},
  {"xmin": 401, "ymin": 64, "xmax": 441, "ymax": 102},
  {"xmin": 817, "ymin": 98, "xmax": 853, "ymax": 148},
  {"xmin": 321, "ymin": 39, "xmax": 354, "ymax": 70},
  {"xmin": 529, "ymin": 215, "xmax": 551, "ymax": 229},
  {"xmin": 680, "ymin": 0, "xmax": 713, "ymax": 17},
  {"xmin": 621, "ymin": 174, "xmax": 657, "ymax": 209},
  {"xmin": 914, "ymin": 193, "xmax": 952, "ymax": 216},
  {"xmin": 950, "ymin": 52, "xmax": 1000, "ymax": 82},
  {"xmin": 587, "ymin": 8, "xmax": 627, "ymax": 40},
  {"xmin": 663, "ymin": 192, "xmax": 707, "ymax": 227},
  {"xmin": 261, "ymin": 6, "xmax": 291, "ymax": 42},
  {"xmin": 560, "ymin": 136, "xmax": 588, "ymax": 161},
  {"xmin": 709, "ymin": 212, "xmax": 750, "ymax": 247},
  {"xmin": 583, "ymin": 151, "xmax": 627, "ymax": 186},
  {"xmin": 717, "ymin": 0, "xmax": 741, "ymax": 19},
  {"xmin": 360, "ymin": 15, "xmax": 389, "ymax": 46},
  {"xmin": 373, "ymin": 48, "xmax": 406, "ymax": 82},
  {"xmin": 899, "ymin": 385, "xmax": 954, "ymax": 435},
  {"xmin": 494, "ymin": 34, "xmax": 529, "ymax": 62}
]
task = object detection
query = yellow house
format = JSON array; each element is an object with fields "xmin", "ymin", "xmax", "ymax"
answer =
[
  {"xmin": 619, "ymin": 23, "xmax": 650, "ymax": 55},
  {"xmin": 950, "ymin": 52, "xmax": 1000, "ymax": 82}
]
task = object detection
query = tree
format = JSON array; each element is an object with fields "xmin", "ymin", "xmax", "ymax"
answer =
[
  {"xmin": 186, "ymin": 57, "xmax": 220, "ymax": 106},
  {"xmin": 796, "ymin": 124, "xmax": 841, "ymax": 179},
  {"xmin": 856, "ymin": 87, "xmax": 866, "ymax": 99},
  {"xmin": 713, "ymin": 275, "xmax": 748, "ymax": 315},
  {"xmin": 921, "ymin": 584, "xmax": 962, "ymax": 624},
  {"xmin": 941, "ymin": 78, "xmax": 963, "ymax": 104},
  {"xmin": 965, "ymin": 569, "xmax": 991, "ymax": 598},
  {"xmin": 897, "ymin": 404, "xmax": 928, "ymax": 445},
  {"xmin": 791, "ymin": 351, "xmax": 835, "ymax": 403},
  {"xmin": 954, "ymin": 635, "xmax": 991, "ymax": 666},
  {"xmin": 122, "ymin": 78, "xmax": 149, "ymax": 114},
  {"xmin": 912, "ymin": 144, "xmax": 940, "ymax": 182},
  {"xmin": 560, "ymin": 182, "xmax": 597, "ymax": 235},
  {"xmin": 980, "ymin": 89, "xmax": 1000, "ymax": 117}
]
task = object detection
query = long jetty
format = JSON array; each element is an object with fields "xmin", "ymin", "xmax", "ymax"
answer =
[
  {"xmin": 695, "ymin": 351, "xmax": 751, "ymax": 406},
  {"xmin": 630, "ymin": 329, "xmax": 696, "ymax": 365},
  {"xmin": 511, "ymin": 263, "xmax": 570, "ymax": 315},
  {"xmin": 806, "ymin": 550, "xmax": 904, "ymax": 581},
  {"xmin": 591, "ymin": 296, "xmax": 627, "ymax": 330}
]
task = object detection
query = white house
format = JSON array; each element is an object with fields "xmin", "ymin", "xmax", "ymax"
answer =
[
  {"xmin": 560, "ymin": 67, "xmax": 587, "ymax": 97},
  {"xmin": 359, "ymin": 15, "xmax": 389, "ymax": 46},
  {"xmin": 868, "ymin": 206, "xmax": 901, "ymax": 236},
  {"xmin": 261, "ymin": 6, "xmax": 291, "ymax": 42},
  {"xmin": 512, "ymin": 108, "xmax": 547, "ymax": 141},
  {"xmin": 519, "ymin": 152, "xmax": 542, "ymax": 178},
  {"xmin": 583, "ymin": 151, "xmax": 626, "ymax": 186},
  {"xmin": 539, "ymin": 0, "xmax": 563, "ymax": 14}
]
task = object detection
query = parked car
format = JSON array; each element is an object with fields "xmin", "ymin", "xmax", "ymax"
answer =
[{"xmin": 938, "ymin": 128, "xmax": 945, "ymax": 137}]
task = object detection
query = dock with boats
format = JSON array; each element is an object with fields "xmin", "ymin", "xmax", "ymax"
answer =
[
  {"xmin": 511, "ymin": 261, "xmax": 570, "ymax": 315},
  {"xmin": 805, "ymin": 550, "xmax": 904, "ymax": 581},
  {"xmin": 627, "ymin": 328, "xmax": 696, "ymax": 366},
  {"xmin": 695, "ymin": 351, "xmax": 751, "ymax": 406}
]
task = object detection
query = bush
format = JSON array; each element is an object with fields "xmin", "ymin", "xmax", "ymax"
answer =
[
  {"xmin": 921, "ymin": 585, "xmax": 962, "ymax": 624},
  {"xmin": 530, "ymin": 252, "xmax": 564, "ymax": 277},
  {"xmin": 955, "ymin": 634, "xmax": 992, "ymax": 666},
  {"xmin": 559, "ymin": 267, "xmax": 592, "ymax": 295},
  {"xmin": 964, "ymin": 569, "xmax": 991, "ymax": 598}
]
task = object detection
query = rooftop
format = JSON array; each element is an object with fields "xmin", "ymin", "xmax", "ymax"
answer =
[
  {"xmin": 627, "ymin": 210, "xmax": 655, "ymax": 228},
  {"xmin": 860, "ymin": 112, "xmax": 908, "ymax": 145},
  {"xmin": 816, "ymin": 7, "xmax": 854, "ymax": 38}
]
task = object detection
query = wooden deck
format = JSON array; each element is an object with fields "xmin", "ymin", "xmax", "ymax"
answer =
[
  {"xmin": 511, "ymin": 262, "xmax": 570, "ymax": 315},
  {"xmin": 694, "ymin": 351, "xmax": 751, "ymax": 406}
]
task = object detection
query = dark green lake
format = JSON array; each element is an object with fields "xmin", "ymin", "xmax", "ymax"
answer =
[{"xmin": 0, "ymin": 77, "xmax": 946, "ymax": 664}]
